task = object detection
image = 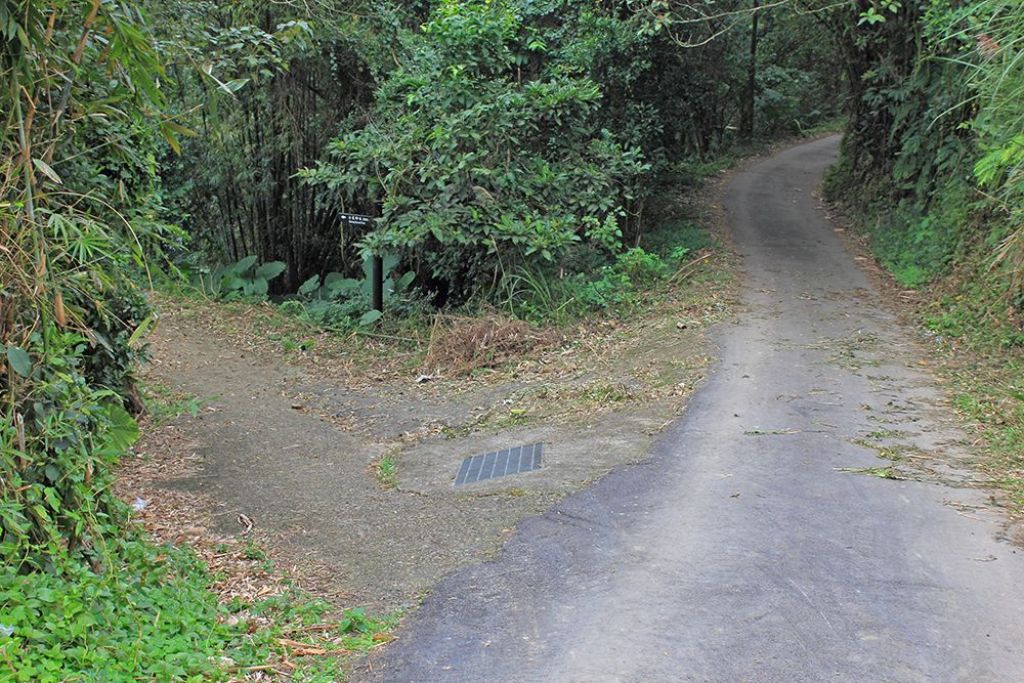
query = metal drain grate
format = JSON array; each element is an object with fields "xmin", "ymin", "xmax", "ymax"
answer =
[{"xmin": 454, "ymin": 443, "xmax": 543, "ymax": 486}]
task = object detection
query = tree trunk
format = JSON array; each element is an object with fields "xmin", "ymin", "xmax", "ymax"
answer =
[{"xmin": 740, "ymin": 1, "xmax": 760, "ymax": 140}]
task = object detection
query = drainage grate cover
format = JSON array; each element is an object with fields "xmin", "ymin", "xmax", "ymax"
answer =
[{"xmin": 454, "ymin": 443, "xmax": 543, "ymax": 486}]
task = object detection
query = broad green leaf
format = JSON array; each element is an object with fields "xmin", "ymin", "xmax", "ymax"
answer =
[
  {"xmin": 359, "ymin": 310, "xmax": 383, "ymax": 326},
  {"xmin": 255, "ymin": 261, "xmax": 287, "ymax": 280},
  {"xmin": 99, "ymin": 402, "xmax": 140, "ymax": 452},
  {"xmin": 222, "ymin": 276, "xmax": 246, "ymax": 292},
  {"xmin": 396, "ymin": 271, "xmax": 416, "ymax": 291},
  {"xmin": 323, "ymin": 272, "xmax": 347, "ymax": 288},
  {"xmin": 299, "ymin": 275, "xmax": 321, "ymax": 295},
  {"xmin": 5, "ymin": 346, "xmax": 32, "ymax": 377},
  {"xmin": 43, "ymin": 486, "xmax": 61, "ymax": 512},
  {"xmin": 232, "ymin": 255, "xmax": 258, "ymax": 274},
  {"xmin": 327, "ymin": 277, "xmax": 360, "ymax": 296},
  {"xmin": 249, "ymin": 278, "xmax": 269, "ymax": 296}
]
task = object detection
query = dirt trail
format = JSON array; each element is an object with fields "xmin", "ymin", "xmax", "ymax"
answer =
[
  {"xmin": 131, "ymin": 249, "xmax": 727, "ymax": 609},
  {"xmin": 360, "ymin": 136, "xmax": 1024, "ymax": 681}
]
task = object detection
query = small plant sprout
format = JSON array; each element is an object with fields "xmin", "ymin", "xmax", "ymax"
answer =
[{"xmin": 375, "ymin": 455, "xmax": 398, "ymax": 489}]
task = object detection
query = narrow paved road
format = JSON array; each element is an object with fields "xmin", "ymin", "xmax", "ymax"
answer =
[{"xmin": 363, "ymin": 137, "xmax": 1024, "ymax": 682}]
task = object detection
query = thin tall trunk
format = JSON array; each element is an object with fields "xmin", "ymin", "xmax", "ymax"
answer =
[{"xmin": 741, "ymin": 1, "xmax": 760, "ymax": 140}]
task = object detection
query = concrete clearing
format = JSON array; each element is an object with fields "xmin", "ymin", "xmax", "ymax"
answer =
[{"xmin": 136, "ymin": 231, "xmax": 725, "ymax": 610}]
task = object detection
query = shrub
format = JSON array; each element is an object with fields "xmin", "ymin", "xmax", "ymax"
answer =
[
  {"xmin": 195, "ymin": 256, "xmax": 288, "ymax": 300},
  {"xmin": 1, "ymin": 332, "xmax": 139, "ymax": 572},
  {"xmin": 283, "ymin": 253, "xmax": 417, "ymax": 330},
  {"xmin": 613, "ymin": 248, "xmax": 669, "ymax": 287},
  {"xmin": 301, "ymin": 0, "xmax": 650, "ymax": 302}
]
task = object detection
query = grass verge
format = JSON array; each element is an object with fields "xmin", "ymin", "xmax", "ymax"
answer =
[
  {"xmin": 826, "ymin": 189, "xmax": 1024, "ymax": 515},
  {"xmin": 941, "ymin": 341, "xmax": 1024, "ymax": 511},
  {"xmin": 0, "ymin": 534, "xmax": 393, "ymax": 682}
]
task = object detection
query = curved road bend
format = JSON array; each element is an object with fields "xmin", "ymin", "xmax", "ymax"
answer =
[{"xmin": 362, "ymin": 136, "xmax": 1024, "ymax": 682}]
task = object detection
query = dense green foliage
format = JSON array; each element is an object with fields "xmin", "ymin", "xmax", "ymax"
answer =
[
  {"xmin": 0, "ymin": 2, "xmax": 231, "ymax": 679},
  {"xmin": 1, "ymin": 0, "xmax": 166, "ymax": 572},
  {"xmin": 827, "ymin": 0, "xmax": 1024, "ymax": 325},
  {"xmin": 2, "ymin": 541, "xmax": 231, "ymax": 680},
  {"xmin": 0, "ymin": 0, "xmax": 849, "ymax": 561},
  {"xmin": 295, "ymin": 0, "xmax": 841, "ymax": 308},
  {"xmin": 301, "ymin": 1, "xmax": 651, "ymax": 302},
  {"xmin": 967, "ymin": 1, "xmax": 1024, "ymax": 297},
  {"xmin": 150, "ymin": 1, "xmax": 390, "ymax": 291},
  {"xmin": 1, "ymin": 535, "xmax": 396, "ymax": 681},
  {"xmin": 825, "ymin": 0, "xmax": 1024, "ymax": 508},
  {"xmin": 0, "ymin": 3, "xmax": 391, "ymax": 679},
  {"xmin": 827, "ymin": 1, "xmax": 974, "ymax": 287}
]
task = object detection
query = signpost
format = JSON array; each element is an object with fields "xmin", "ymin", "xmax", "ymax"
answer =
[
  {"xmin": 339, "ymin": 212, "xmax": 372, "ymax": 230},
  {"xmin": 339, "ymin": 213, "xmax": 383, "ymax": 314},
  {"xmin": 370, "ymin": 253, "xmax": 383, "ymax": 313}
]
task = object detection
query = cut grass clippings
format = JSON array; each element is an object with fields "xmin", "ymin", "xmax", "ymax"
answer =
[
  {"xmin": 826, "ymin": 194, "xmax": 1024, "ymax": 518},
  {"xmin": 422, "ymin": 312, "xmax": 559, "ymax": 378},
  {"xmin": 835, "ymin": 466, "xmax": 907, "ymax": 480},
  {"xmin": 744, "ymin": 428, "xmax": 802, "ymax": 436},
  {"xmin": 943, "ymin": 350, "xmax": 1024, "ymax": 512}
]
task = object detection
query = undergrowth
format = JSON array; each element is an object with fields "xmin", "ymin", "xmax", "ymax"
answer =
[
  {"xmin": 923, "ymin": 259, "xmax": 1024, "ymax": 511},
  {"xmin": 0, "ymin": 536, "xmax": 393, "ymax": 682},
  {"xmin": 495, "ymin": 167, "xmax": 724, "ymax": 327},
  {"xmin": 142, "ymin": 382, "xmax": 205, "ymax": 425},
  {"xmin": 157, "ymin": 154, "xmax": 735, "ymax": 384},
  {"xmin": 860, "ymin": 178, "xmax": 975, "ymax": 289},
  {"xmin": 2, "ymin": 540, "xmax": 233, "ymax": 681},
  {"xmin": 374, "ymin": 454, "xmax": 399, "ymax": 490}
]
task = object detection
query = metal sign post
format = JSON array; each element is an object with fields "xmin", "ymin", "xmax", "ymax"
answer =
[
  {"xmin": 339, "ymin": 212, "xmax": 383, "ymax": 314},
  {"xmin": 371, "ymin": 254, "xmax": 384, "ymax": 313}
]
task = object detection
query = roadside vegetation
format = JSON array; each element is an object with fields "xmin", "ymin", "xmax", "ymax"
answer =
[
  {"xmin": 822, "ymin": 0, "xmax": 1024, "ymax": 512},
  {"xmin": 4, "ymin": 0, "xmax": 1023, "ymax": 679}
]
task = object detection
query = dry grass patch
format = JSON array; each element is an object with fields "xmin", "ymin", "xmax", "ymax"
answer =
[{"xmin": 422, "ymin": 312, "xmax": 560, "ymax": 377}]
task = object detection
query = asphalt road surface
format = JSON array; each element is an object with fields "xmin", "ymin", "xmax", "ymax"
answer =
[{"xmin": 362, "ymin": 136, "xmax": 1024, "ymax": 682}]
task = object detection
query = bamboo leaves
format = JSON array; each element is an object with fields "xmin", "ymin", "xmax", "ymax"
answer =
[
  {"xmin": 32, "ymin": 159, "xmax": 62, "ymax": 185},
  {"xmin": 2, "ymin": 0, "xmax": 165, "ymax": 569}
]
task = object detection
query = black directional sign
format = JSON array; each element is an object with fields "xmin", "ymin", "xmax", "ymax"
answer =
[{"xmin": 339, "ymin": 213, "xmax": 373, "ymax": 228}]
